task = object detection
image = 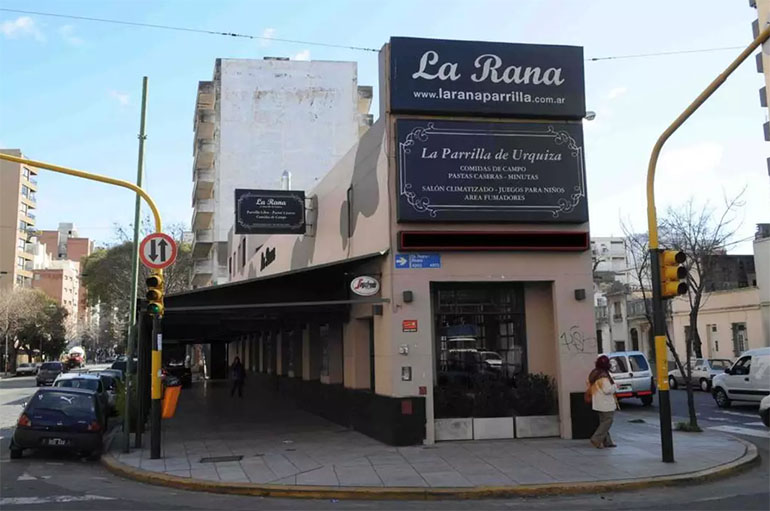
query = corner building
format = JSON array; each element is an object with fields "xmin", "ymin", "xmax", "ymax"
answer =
[{"xmin": 165, "ymin": 38, "xmax": 598, "ymax": 445}]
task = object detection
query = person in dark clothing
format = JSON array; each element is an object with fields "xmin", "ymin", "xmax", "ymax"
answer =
[{"xmin": 230, "ymin": 356, "xmax": 245, "ymax": 398}]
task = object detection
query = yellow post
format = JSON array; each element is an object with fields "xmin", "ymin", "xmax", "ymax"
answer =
[{"xmin": 645, "ymin": 24, "xmax": 770, "ymax": 463}]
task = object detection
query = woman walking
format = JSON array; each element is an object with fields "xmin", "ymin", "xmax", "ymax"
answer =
[
  {"xmin": 588, "ymin": 355, "xmax": 618, "ymax": 448},
  {"xmin": 230, "ymin": 356, "xmax": 245, "ymax": 398}
]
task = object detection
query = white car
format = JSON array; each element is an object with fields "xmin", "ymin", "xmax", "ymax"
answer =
[
  {"xmin": 760, "ymin": 395, "xmax": 770, "ymax": 427},
  {"xmin": 14, "ymin": 363, "xmax": 37, "ymax": 377},
  {"xmin": 667, "ymin": 358, "xmax": 733, "ymax": 392},
  {"xmin": 712, "ymin": 347, "xmax": 770, "ymax": 408}
]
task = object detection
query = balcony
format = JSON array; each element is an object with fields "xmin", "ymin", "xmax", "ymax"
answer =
[
  {"xmin": 192, "ymin": 258, "xmax": 213, "ymax": 287},
  {"xmin": 192, "ymin": 169, "xmax": 214, "ymax": 202},
  {"xmin": 196, "ymin": 121, "xmax": 214, "ymax": 141},
  {"xmin": 192, "ymin": 229, "xmax": 214, "ymax": 259},
  {"xmin": 192, "ymin": 198, "xmax": 214, "ymax": 230},
  {"xmin": 595, "ymin": 306, "xmax": 608, "ymax": 322},
  {"xmin": 612, "ymin": 313, "xmax": 624, "ymax": 323},
  {"xmin": 197, "ymin": 81, "xmax": 215, "ymax": 111},
  {"xmin": 194, "ymin": 143, "xmax": 215, "ymax": 169}
]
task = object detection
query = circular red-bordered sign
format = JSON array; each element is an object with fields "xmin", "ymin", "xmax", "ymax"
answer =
[{"xmin": 139, "ymin": 232, "xmax": 178, "ymax": 270}]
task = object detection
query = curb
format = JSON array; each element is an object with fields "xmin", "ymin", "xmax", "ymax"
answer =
[{"xmin": 101, "ymin": 439, "xmax": 759, "ymax": 501}]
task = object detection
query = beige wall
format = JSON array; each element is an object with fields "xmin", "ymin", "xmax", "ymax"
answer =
[
  {"xmin": 671, "ymin": 288, "xmax": 765, "ymax": 359},
  {"xmin": 525, "ymin": 282, "xmax": 557, "ymax": 379}
]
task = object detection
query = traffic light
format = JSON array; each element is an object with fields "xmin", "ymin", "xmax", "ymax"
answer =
[
  {"xmin": 146, "ymin": 274, "xmax": 164, "ymax": 316},
  {"xmin": 660, "ymin": 250, "xmax": 687, "ymax": 299}
]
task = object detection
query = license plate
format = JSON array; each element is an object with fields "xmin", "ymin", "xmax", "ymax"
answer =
[
  {"xmin": 44, "ymin": 438, "xmax": 69, "ymax": 446},
  {"xmin": 618, "ymin": 385, "xmax": 632, "ymax": 391}
]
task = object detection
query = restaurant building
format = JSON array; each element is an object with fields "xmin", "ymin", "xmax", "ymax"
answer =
[{"xmin": 163, "ymin": 37, "xmax": 598, "ymax": 445}]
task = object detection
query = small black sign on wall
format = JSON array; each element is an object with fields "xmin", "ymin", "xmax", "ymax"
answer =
[{"xmin": 235, "ymin": 189, "xmax": 306, "ymax": 235}]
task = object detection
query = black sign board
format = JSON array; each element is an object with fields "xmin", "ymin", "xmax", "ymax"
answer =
[
  {"xmin": 389, "ymin": 37, "xmax": 585, "ymax": 119},
  {"xmin": 235, "ymin": 189, "xmax": 306, "ymax": 235},
  {"xmin": 396, "ymin": 119, "xmax": 588, "ymax": 223}
]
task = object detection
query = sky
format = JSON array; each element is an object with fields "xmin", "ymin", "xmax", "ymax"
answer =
[{"xmin": 1, "ymin": 0, "xmax": 768, "ymax": 253}]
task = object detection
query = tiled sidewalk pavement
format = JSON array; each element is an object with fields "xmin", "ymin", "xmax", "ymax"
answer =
[{"xmin": 113, "ymin": 380, "xmax": 748, "ymax": 488}]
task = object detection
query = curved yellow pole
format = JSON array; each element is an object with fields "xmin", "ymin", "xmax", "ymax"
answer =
[
  {"xmin": 0, "ymin": 152, "xmax": 162, "ymax": 234},
  {"xmin": 647, "ymin": 23, "xmax": 770, "ymax": 249}
]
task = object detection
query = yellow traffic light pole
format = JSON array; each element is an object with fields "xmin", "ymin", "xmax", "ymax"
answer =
[
  {"xmin": 646, "ymin": 24, "xmax": 770, "ymax": 463},
  {"xmin": 0, "ymin": 152, "xmax": 165, "ymax": 457}
]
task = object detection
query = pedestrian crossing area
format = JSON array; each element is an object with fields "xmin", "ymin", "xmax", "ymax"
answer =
[{"xmin": 706, "ymin": 410, "xmax": 769, "ymax": 439}]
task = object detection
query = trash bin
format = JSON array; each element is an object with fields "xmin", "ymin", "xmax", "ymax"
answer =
[{"xmin": 162, "ymin": 376, "xmax": 182, "ymax": 419}]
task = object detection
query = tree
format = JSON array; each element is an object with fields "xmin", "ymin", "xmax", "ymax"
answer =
[
  {"xmin": 81, "ymin": 220, "xmax": 193, "ymax": 345},
  {"xmin": 0, "ymin": 288, "xmax": 68, "ymax": 369},
  {"xmin": 621, "ymin": 190, "xmax": 745, "ymax": 431}
]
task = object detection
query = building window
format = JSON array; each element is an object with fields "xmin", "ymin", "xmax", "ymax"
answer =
[
  {"xmin": 21, "ymin": 184, "xmax": 30, "ymax": 197},
  {"xmin": 630, "ymin": 328, "xmax": 639, "ymax": 351},
  {"xmin": 731, "ymin": 323, "xmax": 748, "ymax": 356},
  {"xmin": 614, "ymin": 341, "xmax": 625, "ymax": 352},
  {"xmin": 22, "ymin": 167, "xmax": 30, "ymax": 180},
  {"xmin": 228, "ymin": 256, "xmax": 232, "ymax": 276},
  {"xmin": 17, "ymin": 257, "xmax": 25, "ymax": 269},
  {"xmin": 17, "ymin": 238, "xmax": 25, "ymax": 250},
  {"xmin": 19, "ymin": 220, "xmax": 28, "ymax": 231},
  {"xmin": 240, "ymin": 239, "xmax": 246, "ymax": 269}
]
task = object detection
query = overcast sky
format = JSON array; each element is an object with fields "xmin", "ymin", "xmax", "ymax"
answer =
[{"xmin": 1, "ymin": 0, "xmax": 767, "ymax": 253}]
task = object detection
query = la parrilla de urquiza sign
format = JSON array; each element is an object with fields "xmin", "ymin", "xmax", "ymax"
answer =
[
  {"xmin": 389, "ymin": 37, "xmax": 585, "ymax": 119},
  {"xmin": 396, "ymin": 119, "xmax": 588, "ymax": 223}
]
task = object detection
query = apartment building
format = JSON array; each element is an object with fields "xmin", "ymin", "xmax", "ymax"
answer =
[
  {"xmin": 32, "ymin": 259, "xmax": 80, "ymax": 318},
  {"xmin": 0, "ymin": 149, "xmax": 39, "ymax": 291},
  {"xmin": 751, "ymin": 0, "xmax": 770, "ymax": 174},
  {"xmin": 38, "ymin": 223, "xmax": 93, "ymax": 322},
  {"xmin": 191, "ymin": 57, "xmax": 373, "ymax": 287}
]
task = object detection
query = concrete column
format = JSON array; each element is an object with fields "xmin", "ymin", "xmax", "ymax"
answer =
[
  {"xmin": 275, "ymin": 331, "xmax": 283, "ymax": 376},
  {"xmin": 210, "ymin": 342, "xmax": 227, "ymax": 380},
  {"xmin": 343, "ymin": 318, "xmax": 371, "ymax": 389},
  {"xmin": 324, "ymin": 323, "xmax": 343, "ymax": 384},
  {"xmin": 258, "ymin": 334, "xmax": 264, "ymax": 373},
  {"xmin": 302, "ymin": 323, "xmax": 321, "ymax": 381},
  {"xmin": 525, "ymin": 282, "xmax": 557, "ymax": 379}
]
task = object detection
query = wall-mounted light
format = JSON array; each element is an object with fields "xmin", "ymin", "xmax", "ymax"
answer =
[
  {"xmin": 401, "ymin": 366, "xmax": 412, "ymax": 381},
  {"xmin": 574, "ymin": 289, "xmax": 586, "ymax": 301},
  {"xmin": 402, "ymin": 290, "xmax": 413, "ymax": 303}
]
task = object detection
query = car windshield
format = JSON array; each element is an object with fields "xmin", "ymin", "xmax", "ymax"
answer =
[
  {"xmin": 29, "ymin": 391, "xmax": 95, "ymax": 415},
  {"xmin": 709, "ymin": 359, "xmax": 731, "ymax": 370},
  {"xmin": 18, "ymin": 364, "xmax": 30, "ymax": 368},
  {"xmin": 56, "ymin": 379, "xmax": 100, "ymax": 392},
  {"xmin": 41, "ymin": 363, "xmax": 61, "ymax": 370}
]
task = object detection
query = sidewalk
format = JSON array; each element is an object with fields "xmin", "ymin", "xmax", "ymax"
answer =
[{"xmin": 103, "ymin": 380, "xmax": 756, "ymax": 498}]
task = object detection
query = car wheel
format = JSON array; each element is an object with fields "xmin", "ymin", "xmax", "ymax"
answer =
[
  {"xmin": 668, "ymin": 376, "xmax": 678, "ymax": 390},
  {"xmin": 10, "ymin": 447, "xmax": 23, "ymax": 459},
  {"xmin": 714, "ymin": 388, "xmax": 731, "ymax": 408},
  {"xmin": 641, "ymin": 395, "xmax": 653, "ymax": 407},
  {"xmin": 86, "ymin": 450, "xmax": 102, "ymax": 461},
  {"xmin": 700, "ymin": 378, "xmax": 711, "ymax": 392}
]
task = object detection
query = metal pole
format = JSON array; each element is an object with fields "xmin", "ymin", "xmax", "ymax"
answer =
[
  {"xmin": 135, "ymin": 307, "xmax": 147, "ymax": 448},
  {"xmin": 150, "ymin": 314, "xmax": 162, "ymax": 459},
  {"xmin": 124, "ymin": 76, "xmax": 149, "ymax": 453},
  {"xmin": 645, "ymin": 23, "xmax": 770, "ymax": 465},
  {"xmin": 650, "ymin": 250, "xmax": 674, "ymax": 462}
]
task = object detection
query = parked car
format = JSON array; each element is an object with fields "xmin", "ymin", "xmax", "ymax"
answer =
[
  {"xmin": 10, "ymin": 387, "xmax": 105, "ymax": 460},
  {"xmin": 605, "ymin": 351, "xmax": 655, "ymax": 406},
  {"xmin": 15, "ymin": 363, "xmax": 37, "ymax": 377},
  {"xmin": 52, "ymin": 373, "xmax": 109, "ymax": 422},
  {"xmin": 479, "ymin": 351, "xmax": 503, "ymax": 372},
  {"xmin": 36, "ymin": 361, "xmax": 65, "ymax": 386},
  {"xmin": 110, "ymin": 357, "xmax": 137, "ymax": 376},
  {"xmin": 712, "ymin": 347, "xmax": 770, "ymax": 408},
  {"xmin": 667, "ymin": 358, "xmax": 733, "ymax": 392},
  {"xmin": 88, "ymin": 372, "xmax": 119, "ymax": 414},
  {"xmin": 760, "ymin": 395, "xmax": 770, "ymax": 427},
  {"xmin": 88, "ymin": 367, "xmax": 124, "ymax": 383}
]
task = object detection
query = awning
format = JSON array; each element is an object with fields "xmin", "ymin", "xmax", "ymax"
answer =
[{"xmin": 161, "ymin": 252, "xmax": 387, "ymax": 342}]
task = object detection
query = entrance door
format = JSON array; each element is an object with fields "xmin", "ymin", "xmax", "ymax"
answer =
[{"xmin": 432, "ymin": 283, "xmax": 527, "ymax": 421}]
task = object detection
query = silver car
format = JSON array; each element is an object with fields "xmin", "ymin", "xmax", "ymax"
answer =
[
  {"xmin": 606, "ymin": 351, "xmax": 656, "ymax": 406},
  {"xmin": 667, "ymin": 358, "xmax": 733, "ymax": 392}
]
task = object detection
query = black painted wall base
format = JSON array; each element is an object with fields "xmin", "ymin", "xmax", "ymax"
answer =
[
  {"xmin": 252, "ymin": 373, "xmax": 426, "ymax": 446},
  {"xmin": 570, "ymin": 391, "xmax": 599, "ymax": 439}
]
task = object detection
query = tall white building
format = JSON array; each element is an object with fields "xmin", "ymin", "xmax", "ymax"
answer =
[{"xmin": 191, "ymin": 57, "xmax": 373, "ymax": 287}]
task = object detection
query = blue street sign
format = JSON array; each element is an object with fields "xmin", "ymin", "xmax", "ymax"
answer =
[{"xmin": 395, "ymin": 253, "xmax": 441, "ymax": 269}]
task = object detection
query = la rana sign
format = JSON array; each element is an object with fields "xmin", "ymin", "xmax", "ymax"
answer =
[{"xmin": 389, "ymin": 37, "xmax": 585, "ymax": 119}]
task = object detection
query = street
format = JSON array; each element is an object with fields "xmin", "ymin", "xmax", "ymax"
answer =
[{"xmin": 1, "ymin": 374, "xmax": 767, "ymax": 510}]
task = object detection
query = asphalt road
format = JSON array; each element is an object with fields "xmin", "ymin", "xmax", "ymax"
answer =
[{"xmin": 1, "ymin": 374, "xmax": 767, "ymax": 511}]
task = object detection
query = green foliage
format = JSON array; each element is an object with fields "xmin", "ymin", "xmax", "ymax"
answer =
[
  {"xmin": 4, "ymin": 289, "xmax": 68, "ymax": 362},
  {"xmin": 675, "ymin": 421, "xmax": 702, "ymax": 433},
  {"xmin": 512, "ymin": 372, "xmax": 558, "ymax": 416}
]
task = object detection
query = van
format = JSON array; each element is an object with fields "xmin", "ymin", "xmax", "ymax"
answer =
[
  {"xmin": 605, "ymin": 351, "xmax": 656, "ymax": 406},
  {"xmin": 711, "ymin": 347, "xmax": 770, "ymax": 408}
]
